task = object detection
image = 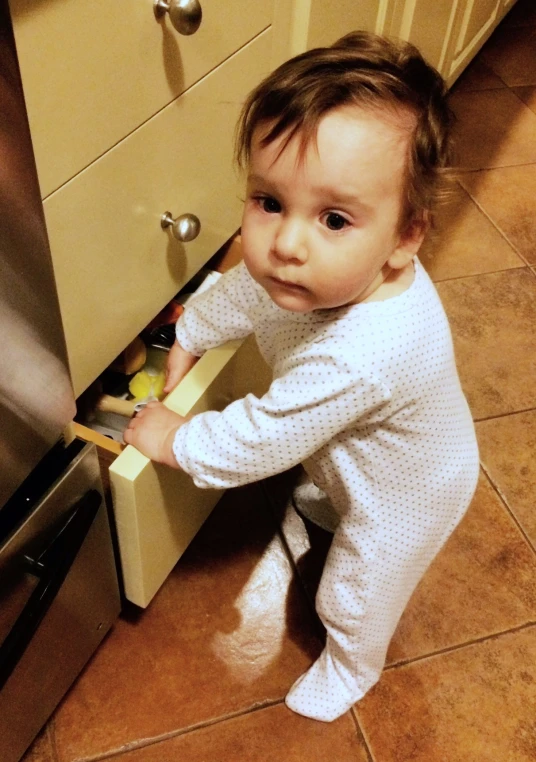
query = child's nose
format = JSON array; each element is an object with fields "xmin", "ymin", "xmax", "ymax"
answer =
[{"xmin": 272, "ymin": 218, "xmax": 307, "ymax": 263}]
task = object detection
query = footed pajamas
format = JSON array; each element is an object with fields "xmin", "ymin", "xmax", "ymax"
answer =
[{"xmin": 172, "ymin": 258, "xmax": 480, "ymax": 721}]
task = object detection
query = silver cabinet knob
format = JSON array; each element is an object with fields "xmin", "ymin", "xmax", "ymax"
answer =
[
  {"xmin": 153, "ymin": 0, "xmax": 202, "ymax": 35},
  {"xmin": 161, "ymin": 211, "xmax": 201, "ymax": 242}
]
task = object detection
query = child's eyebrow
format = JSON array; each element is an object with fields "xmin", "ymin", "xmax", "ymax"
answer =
[
  {"xmin": 246, "ymin": 173, "xmax": 270, "ymax": 187},
  {"xmin": 315, "ymin": 186, "xmax": 374, "ymax": 214}
]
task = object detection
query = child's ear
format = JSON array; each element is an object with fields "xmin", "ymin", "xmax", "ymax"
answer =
[{"xmin": 388, "ymin": 215, "xmax": 429, "ymax": 270}]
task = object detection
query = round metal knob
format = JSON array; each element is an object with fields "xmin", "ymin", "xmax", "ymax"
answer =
[
  {"xmin": 153, "ymin": 0, "xmax": 202, "ymax": 35},
  {"xmin": 161, "ymin": 212, "xmax": 201, "ymax": 242}
]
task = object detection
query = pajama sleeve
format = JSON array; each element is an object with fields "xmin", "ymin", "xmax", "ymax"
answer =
[
  {"xmin": 175, "ymin": 261, "xmax": 261, "ymax": 356},
  {"xmin": 172, "ymin": 345, "xmax": 391, "ymax": 489}
]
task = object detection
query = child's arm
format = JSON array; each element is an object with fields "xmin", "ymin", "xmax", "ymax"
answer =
[
  {"xmin": 174, "ymin": 261, "xmax": 259, "ymax": 358},
  {"xmin": 171, "ymin": 353, "xmax": 391, "ymax": 489}
]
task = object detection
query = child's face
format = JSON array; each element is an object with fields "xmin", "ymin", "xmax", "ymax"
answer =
[{"xmin": 240, "ymin": 105, "xmax": 426, "ymax": 312}]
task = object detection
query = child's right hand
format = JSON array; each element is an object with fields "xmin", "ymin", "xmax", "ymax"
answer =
[{"xmin": 163, "ymin": 340, "xmax": 199, "ymax": 393}]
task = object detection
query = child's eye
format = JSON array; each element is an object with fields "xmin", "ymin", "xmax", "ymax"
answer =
[
  {"xmin": 324, "ymin": 212, "xmax": 348, "ymax": 231},
  {"xmin": 256, "ymin": 196, "xmax": 281, "ymax": 214}
]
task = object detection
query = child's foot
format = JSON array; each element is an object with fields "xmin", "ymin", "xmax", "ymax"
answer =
[
  {"xmin": 292, "ymin": 477, "xmax": 340, "ymax": 533},
  {"xmin": 285, "ymin": 648, "xmax": 360, "ymax": 722}
]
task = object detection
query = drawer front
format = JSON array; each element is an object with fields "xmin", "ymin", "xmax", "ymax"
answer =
[
  {"xmin": 10, "ymin": 0, "xmax": 274, "ymax": 197},
  {"xmin": 109, "ymin": 335, "xmax": 271, "ymax": 608},
  {"xmin": 44, "ymin": 29, "xmax": 271, "ymax": 398}
]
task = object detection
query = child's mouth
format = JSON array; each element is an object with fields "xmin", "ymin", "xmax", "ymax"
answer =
[{"xmin": 269, "ymin": 277, "xmax": 307, "ymax": 293}]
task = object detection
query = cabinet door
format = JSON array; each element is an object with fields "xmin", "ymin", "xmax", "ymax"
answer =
[
  {"xmin": 448, "ymin": 0, "xmax": 501, "ymax": 80},
  {"xmin": 389, "ymin": 0, "xmax": 459, "ymax": 74},
  {"xmin": 43, "ymin": 30, "xmax": 271, "ymax": 397},
  {"xmin": 304, "ymin": 0, "xmax": 386, "ymax": 49},
  {"xmin": 9, "ymin": 0, "xmax": 275, "ymax": 197}
]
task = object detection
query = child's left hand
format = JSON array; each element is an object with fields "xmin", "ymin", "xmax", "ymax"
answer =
[{"xmin": 123, "ymin": 401, "xmax": 186, "ymax": 468}]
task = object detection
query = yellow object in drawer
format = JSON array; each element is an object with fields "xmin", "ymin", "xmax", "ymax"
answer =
[
  {"xmin": 10, "ymin": 0, "xmax": 275, "ymax": 196},
  {"xmin": 43, "ymin": 29, "xmax": 272, "ymax": 398},
  {"xmin": 109, "ymin": 335, "xmax": 271, "ymax": 608}
]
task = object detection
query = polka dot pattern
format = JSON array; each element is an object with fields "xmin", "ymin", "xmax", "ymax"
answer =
[{"xmin": 174, "ymin": 258, "xmax": 480, "ymax": 722}]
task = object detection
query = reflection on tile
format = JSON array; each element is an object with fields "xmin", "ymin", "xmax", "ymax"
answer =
[
  {"xmin": 420, "ymin": 185, "xmax": 523, "ymax": 281},
  {"xmin": 477, "ymin": 410, "xmax": 536, "ymax": 547},
  {"xmin": 109, "ymin": 703, "xmax": 369, "ymax": 762},
  {"xmin": 453, "ymin": 59, "xmax": 506, "ymax": 92},
  {"xmin": 356, "ymin": 627, "xmax": 536, "ymax": 762},
  {"xmin": 52, "ymin": 484, "xmax": 322, "ymax": 762},
  {"xmin": 513, "ymin": 85, "xmax": 536, "ymax": 115},
  {"xmin": 481, "ymin": 25, "xmax": 536, "ymax": 86},
  {"xmin": 449, "ymin": 89, "xmax": 536, "ymax": 169},
  {"xmin": 388, "ymin": 473, "xmax": 536, "ymax": 664},
  {"xmin": 21, "ymin": 730, "xmax": 55, "ymax": 762},
  {"xmin": 436, "ymin": 268, "xmax": 536, "ymax": 420},
  {"xmin": 460, "ymin": 165, "xmax": 536, "ymax": 265}
]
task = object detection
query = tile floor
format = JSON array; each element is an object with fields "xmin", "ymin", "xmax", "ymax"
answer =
[{"xmin": 25, "ymin": 4, "xmax": 536, "ymax": 761}]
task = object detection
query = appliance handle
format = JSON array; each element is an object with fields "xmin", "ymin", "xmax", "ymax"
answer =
[{"xmin": 0, "ymin": 488, "xmax": 102, "ymax": 689}]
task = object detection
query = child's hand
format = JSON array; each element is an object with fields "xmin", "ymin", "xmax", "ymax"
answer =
[
  {"xmin": 123, "ymin": 401, "xmax": 186, "ymax": 468},
  {"xmin": 164, "ymin": 340, "xmax": 199, "ymax": 393}
]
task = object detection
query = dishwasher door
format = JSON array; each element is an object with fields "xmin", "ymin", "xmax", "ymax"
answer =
[{"xmin": 0, "ymin": 440, "xmax": 121, "ymax": 762}]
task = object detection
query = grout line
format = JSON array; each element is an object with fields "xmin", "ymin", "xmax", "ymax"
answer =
[
  {"xmin": 509, "ymin": 84, "xmax": 536, "ymax": 115},
  {"xmin": 479, "ymin": 461, "xmax": 536, "ymax": 556},
  {"xmin": 385, "ymin": 620, "xmax": 536, "ymax": 672},
  {"xmin": 456, "ymin": 160, "xmax": 536, "ymax": 175},
  {"xmin": 455, "ymin": 185, "xmax": 533, "ymax": 267},
  {"xmin": 431, "ymin": 263, "xmax": 527, "ymax": 284},
  {"xmin": 350, "ymin": 708, "xmax": 375, "ymax": 762},
  {"xmin": 74, "ymin": 699, "xmax": 286, "ymax": 762},
  {"xmin": 46, "ymin": 721, "xmax": 60, "ymax": 762},
  {"xmin": 474, "ymin": 405, "xmax": 536, "ymax": 423}
]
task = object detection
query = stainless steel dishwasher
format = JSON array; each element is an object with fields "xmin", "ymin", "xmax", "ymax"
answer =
[{"xmin": 0, "ymin": 3, "xmax": 121, "ymax": 759}]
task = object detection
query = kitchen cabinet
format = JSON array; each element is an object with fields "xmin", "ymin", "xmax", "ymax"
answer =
[
  {"xmin": 8, "ymin": 0, "xmax": 281, "ymax": 607},
  {"xmin": 291, "ymin": 0, "xmax": 518, "ymax": 85}
]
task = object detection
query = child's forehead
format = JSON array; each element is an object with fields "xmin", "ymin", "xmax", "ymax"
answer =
[
  {"xmin": 249, "ymin": 104, "xmax": 414, "ymax": 184},
  {"xmin": 251, "ymin": 103, "xmax": 416, "ymax": 164}
]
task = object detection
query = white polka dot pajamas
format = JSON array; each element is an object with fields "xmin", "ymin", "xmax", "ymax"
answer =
[{"xmin": 172, "ymin": 259, "xmax": 480, "ymax": 721}]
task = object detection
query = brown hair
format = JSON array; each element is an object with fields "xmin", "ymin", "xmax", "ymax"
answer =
[{"xmin": 236, "ymin": 31, "xmax": 455, "ymax": 228}]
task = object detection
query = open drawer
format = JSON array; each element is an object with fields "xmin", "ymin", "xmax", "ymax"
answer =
[{"xmin": 75, "ymin": 333, "xmax": 270, "ymax": 608}]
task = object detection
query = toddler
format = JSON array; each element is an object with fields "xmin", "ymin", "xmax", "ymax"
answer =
[{"xmin": 124, "ymin": 32, "xmax": 480, "ymax": 722}]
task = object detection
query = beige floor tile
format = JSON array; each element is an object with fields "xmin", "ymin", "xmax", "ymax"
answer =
[
  {"xmin": 453, "ymin": 59, "xmax": 506, "ymax": 92},
  {"xmin": 356, "ymin": 626, "xmax": 536, "ymax": 762},
  {"xmin": 436, "ymin": 268, "xmax": 536, "ymax": 420},
  {"xmin": 420, "ymin": 185, "xmax": 524, "ymax": 281},
  {"xmin": 387, "ymin": 472, "xmax": 536, "ymax": 664},
  {"xmin": 477, "ymin": 410, "xmax": 536, "ymax": 547},
  {"xmin": 105, "ymin": 703, "xmax": 369, "ymax": 762},
  {"xmin": 449, "ymin": 88, "xmax": 536, "ymax": 169},
  {"xmin": 460, "ymin": 165, "xmax": 536, "ymax": 265},
  {"xmin": 52, "ymin": 485, "xmax": 322, "ymax": 762},
  {"xmin": 512, "ymin": 85, "xmax": 536, "ymax": 115},
  {"xmin": 481, "ymin": 24, "xmax": 536, "ymax": 86}
]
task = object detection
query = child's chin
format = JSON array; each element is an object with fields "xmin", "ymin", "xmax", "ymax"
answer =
[{"xmin": 268, "ymin": 290, "xmax": 315, "ymax": 312}]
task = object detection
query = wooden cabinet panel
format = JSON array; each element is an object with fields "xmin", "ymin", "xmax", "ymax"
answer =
[
  {"xmin": 390, "ymin": 0, "xmax": 458, "ymax": 72},
  {"xmin": 457, "ymin": 0, "xmax": 500, "ymax": 49},
  {"xmin": 109, "ymin": 335, "xmax": 271, "ymax": 608},
  {"xmin": 306, "ymin": 0, "xmax": 382, "ymax": 48},
  {"xmin": 43, "ymin": 29, "xmax": 271, "ymax": 397},
  {"xmin": 9, "ymin": 0, "xmax": 274, "ymax": 197}
]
